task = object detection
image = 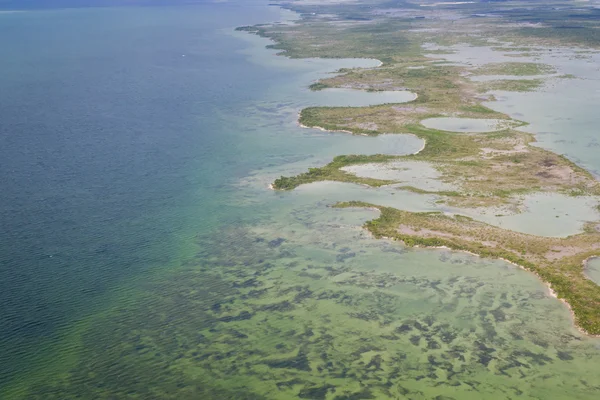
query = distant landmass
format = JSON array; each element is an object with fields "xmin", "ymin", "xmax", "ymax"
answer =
[{"xmin": 0, "ymin": 0, "xmax": 213, "ymax": 9}]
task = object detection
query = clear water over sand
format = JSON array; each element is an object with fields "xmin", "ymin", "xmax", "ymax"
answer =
[
  {"xmin": 451, "ymin": 192, "xmax": 600, "ymax": 237},
  {"xmin": 1, "ymin": 2, "xmax": 600, "ymax": 400}
]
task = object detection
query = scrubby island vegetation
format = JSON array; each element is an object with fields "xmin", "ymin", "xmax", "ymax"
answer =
[
  {"xmin": 483, "ymin": 78, "xmax": 545, "ymax": 92},
  {"xmin": 276, "ymin": 110, "xmax": 600, "ymax": 208},
  {"xmin": 273, "ymin": 154, "xmax": 396, "ymax": 190},
  {"xmin": 251, "ymin": 0, "xmax": 600, "ymax": 333},
  {"xmin": 472, "ymin": 62, "xmax": 556, "ymax": 76}
]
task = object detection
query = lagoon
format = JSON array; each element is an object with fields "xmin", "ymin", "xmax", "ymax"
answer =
[{"xmin": 420, "ymin": 117, "xmax": 516, "ymax": 133}]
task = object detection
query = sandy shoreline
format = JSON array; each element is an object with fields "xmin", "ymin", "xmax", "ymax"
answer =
[
  {"xmin": 352, "ymin": 206, "xmax": 599, "ymax": 337},
  {"xmin": 298, "ymin": 120, "xmax": 355, "ymax": 135},
  {"xmin": 298, "ymin": 118, "xmax": 427, "ymax": 155},
  {"xmin": 381, "ymin": 235, "xmax": 599, "ymax": 338}
]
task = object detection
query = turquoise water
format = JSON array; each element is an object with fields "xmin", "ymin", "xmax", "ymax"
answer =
[{"xmin": 1, "ymin": 2, "xmax": 600, "ymax": 399}]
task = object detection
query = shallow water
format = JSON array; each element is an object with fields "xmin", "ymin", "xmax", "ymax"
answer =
[
  {"xmin": 293, "ymin": 181, "xmax": 441, "ymax": 212},
  {"xmin": 585, "ymin": 258, "xmax": 600, "ymax": 285},
  {"xmin": 451, "ymin": 192, "xmax": 600, "ymax": 237},
  {"xmin": 2, "ymin": 2, "xmax": 600, "ymax": 400},
  {"xmin": 342, "ymin": 160, "xmax": 457, "ymax": 192},
  {"xmin": 421, "ymin": 117, "xmax": 515, "ymax": 132}
]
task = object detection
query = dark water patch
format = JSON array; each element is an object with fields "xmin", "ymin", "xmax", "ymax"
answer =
[
  {"xmin": 413, "ymin": 320, "xmax": 429, "ymax": 332},
  {"xmin": 490, "ymin": 307, "xmax": 506, "ymax": 322},
  {"xmin": 511, "ymin": 350, "xmax": 553, "ymax": 366},
  {"xmin": 395, "ymin": 323, "xmax": 413, "ymax": 334},
  {"xmin": 333, "ymin": 389, "xmax": 375, "ymax": 399},
  {"xmin": 234, "ymin": 278, "xmax": 262, "ymax": 288},
  {"xmin": 556, "ymin": 351, "xmax": 574, "ymax": 361},
  {"xmin": 298, "ymin": 384, "xmax": 335, "ymax": 399},
  {"xmin": 337, "ymin": 252, "xmax": 357, "ymax": 262},
  {"xmin": 427, "ymin": 339, "xmax": 441, "ymax": 350},
  {"xmin": 264, "ymin": 350, "xmax": 311, "ymax": 371},
  {"xmin": 531, "ymin": 337, "xmax": 549, "ymax": 349},
  {"xmin": 365, "ymin": 354, "xmax": 383, "ymax": 370},
  {"xmin": 298, "ymin": 271, "xmax": 324, "ymax": 280},
  {"xmin": 256, "ymin": 300, "xmax": 295, "ymax": 312},
  {"xmin": 276, "ymin": 378, "xmax": 304, "ymax": 390},
  {"xmin": 293, "ymin": 287, "xmax": 315, "ymax": 303},
  {"xmin": 409, "ymin": 335, "xmax": 421, "ymax": 346},
  {"xmin": 227, "ymin": 329, "xmax": 249, "ymax": 339},
  {"xmin": 219, "ymin": 311, "xmax": 254, "ymax": 323},
  {"xmin": 243, "ymin": 288, "xmax": 269, "ymax": 299},
  {"xmin": 349, "ymin": 310, "xmax": 381, "ymax": 322},
  {"xmin": 268, "ymin": 238, "xmax": 286, "ymax": 248}
]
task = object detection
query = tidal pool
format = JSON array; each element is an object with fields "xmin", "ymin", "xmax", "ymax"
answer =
[
  {"xmin": 341, "ymin": 160, "xmax": 456, "ymax": 192},
  {"xmin": 585, "ymin": 257, "xmax": 600, "ymax": 285},
  {"xmin": 313, "ymin": 88, "xmax": 417, "ymax": 107},
  {"xmin": 431, "ymin": 43, "xmax": 600, "ymax": 176},
  {"xmin": 420, "ymin": 117, "xmax": 516, "ymax": 132},
  {"xmin": 450, "ymin": 192, "xmax": 600, "ymax": 237}
]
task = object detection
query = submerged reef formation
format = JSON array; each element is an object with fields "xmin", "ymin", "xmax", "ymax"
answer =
[{"xmin": 22, "ymin": 224, "xmax": 600, "ymax": 398}]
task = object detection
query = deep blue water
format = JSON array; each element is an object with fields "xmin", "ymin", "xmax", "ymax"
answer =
[{"xmin": 0, "ymin": 1, "xmax": 287, "ymax": 387}]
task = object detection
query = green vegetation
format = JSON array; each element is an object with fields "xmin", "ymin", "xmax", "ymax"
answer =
[
  {"xmin": 483, "ymin": 79, "xmax": 545, "ymax": 92},
  {"xmin": 308, "ymin": 82, "xmax": 330, "ymax": 91},
  {"xmin": 273, "ymin": 154, "xmax": 395, "ymax": 190},
  {"xmin": 395, "ymin": 186, "xmax": 461, "ymax": 197},
  {"xmin": 473, "ymin": 62, "xmax": 556, "ymax": 76},
  {"xmin": 246, "ymin": 0, "xmax": 600, "ymax": 335},
  {"xmin": 335, "ymin": 201, "xmax": 600, "ymax": 335},
  {"xmin": 287, "ymin": 106, "xmax": 600, "ymax": 207}
]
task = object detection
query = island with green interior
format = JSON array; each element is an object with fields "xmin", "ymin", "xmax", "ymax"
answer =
[{"xmin": 242, "ymin": 0, "xmax": 600, "ymax": 335}]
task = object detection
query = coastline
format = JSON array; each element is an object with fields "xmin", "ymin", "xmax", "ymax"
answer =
[
  {"xmin": 247, "ymin": 1, "xmax": 600, "ymax": 335},
  {"xmin": 333, "ymin": 201, "xmax": 600, "ymax": 336},
  {"xmin": 358, "ymin": 207, "xmax": 599, "ymax": 338},
  {"xmin": 376, "ymin": 227, "xmax": 599, "ymax": 338},
  {"xmin": 299, "ymin": 117, "xmax": 428, "ymax": 156}
]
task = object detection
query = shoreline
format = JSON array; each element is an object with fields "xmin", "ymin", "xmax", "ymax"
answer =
[
  {"xmin": 296, "ymin": 91, "xmax": 419, "ymax": 136},
  {"xmin": 298, "ymin": 120, "xmax": 355, "ymax": 135},
  {"xmin": 583, "ymin": 255, "xmax": 600, "ymax": 282},
  {"xmin": 298, "ymin": 117, "xmax": 428, "ymax": 156},
  {"xmin": 369, "ymin": 226, "xmax": 599, "ymax": 338},
  {"xmin": 348, "ymin": 204, "xmax": 600, "ymax": 337},
  {"xmin": 246, "ymin": 2, "xmax": 600, "ymax": 336}
]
